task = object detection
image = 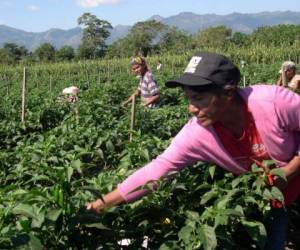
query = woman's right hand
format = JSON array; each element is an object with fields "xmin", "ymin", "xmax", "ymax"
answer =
[
  {"xmin": 86, "ymin": 189, "xmax": 125, "ymax": 214},
  {"xmin": 86, "ymin": 199, "xmax": 105, "ymax": 214}
]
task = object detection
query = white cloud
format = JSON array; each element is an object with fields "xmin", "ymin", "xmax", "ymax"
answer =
[
  {"xmin": 27, "ymin": 4, "xmax": 39, "ymax": 11},
  {"xmin": 78, "ymin": 0, "xmax": 121, "ymax": 8}
]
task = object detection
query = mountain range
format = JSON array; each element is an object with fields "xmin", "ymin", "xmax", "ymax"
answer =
[{"xmin": 1, "ymin": 11, "xmax": 300, "ymax": 51}]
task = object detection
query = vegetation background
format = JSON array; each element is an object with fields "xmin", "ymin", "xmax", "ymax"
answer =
[{"xmin": 0, "ymin": 13, "xmax": 300, "ymax": 250}]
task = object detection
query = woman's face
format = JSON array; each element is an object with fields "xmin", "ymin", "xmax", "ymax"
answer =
[
  {"xmin": 285, "ymin": 68, "xmax": 296, "ymax": 80},
  {"xmin": 184, "ymin": 87, "xmax": 230, "ymax": 127},
  {"xmin": 131, "ymin": 64, "xmax": 143, "ymax": 76}
]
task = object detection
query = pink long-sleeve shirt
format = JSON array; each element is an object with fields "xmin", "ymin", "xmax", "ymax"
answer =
[{"xmin": 118, "ymin": 84, "xmax": 300, "ymax": 204}]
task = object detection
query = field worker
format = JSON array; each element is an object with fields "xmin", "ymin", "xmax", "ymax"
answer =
[
  {"xmin": 277, "ymin": 61, "xmax": 300, "ymax": 90},
  {"xmin": 156, "ymin": 60, "xmax": 163, "ymax": 71},
  {"xmin": 121, "ymin": 56, "xmax": 160, "ymax": 108},
  {"xmin": 62, "ymin": 86, "xmax": 79, "ymax": 103},
  {"xmin": 87, "ymin": 52, "xmax": 300, "ymax": 250}
]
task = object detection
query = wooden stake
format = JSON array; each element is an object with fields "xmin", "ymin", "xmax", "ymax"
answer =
[
  {"xmin": 129, "ymin": 95, "xmax": 136, "ymax": 142},
  {"xmin": 21, "ymin": 67, "xmax": 26, "ymax": 123},
  {"xmin": 49, "ymin": 75, "xmax": 52, "ymax": 92},
  {"xmin": 282, "ymin": 71, "xmax": 287, "ymax": 87}
]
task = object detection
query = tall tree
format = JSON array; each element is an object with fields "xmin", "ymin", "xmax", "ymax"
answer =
[
  {"xmin": 250, "ymin": 24, "xmax": 300, "ymax": 47},
  {"xmin": 77, "ymin": 12, "xmax": 112, "ymax": 59},
  {"xmin": 2, "ymin": 43, "xmax": 28, "ymax": 63},
  {"xmin": 34, "ymin": 43, "xmax": 56, "ymax": 62},
  {"xmin": 196, "ymin": 26, "xmax": 232, "ymax": 49},
  {"xmin": 230, "ymin": 32, "xmax": 249, "ymax": 47},
  {"xmin": 126, "ymin": 20, "xmax": 168, "ymax": 56},
  {"xmin": 160, "ymin": 28, "xmax": 193, "ymax": 53},
  {"xmin": 0, "ymin": 48, "xmax": 15, "ymax": 65},
  {"xmin": 56, "ymin": 46, "xmax": 75, "ymax": 61}
]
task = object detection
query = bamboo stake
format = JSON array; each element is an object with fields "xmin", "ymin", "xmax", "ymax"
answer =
[
  {"xmin": 49, "ymin": 75, "xmax": 52, "ymax": 92},
  {"xmin": 21, "ymin": 67, "xmax": 26, "ymax": 123},
  {"xmin": 129, "ymin": 95, "xmax": 136, "ymax": 142},
  {"xmin": 282, "ymin": 71, "xmax": 287, "ymax": 87}
]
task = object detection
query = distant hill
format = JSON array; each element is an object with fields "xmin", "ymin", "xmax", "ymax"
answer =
[
  {"xmin": 0, "ymin": 24, "xmax": 131, "ymax": 51},
  {"xmin": 0, "ymin": 11, "xmax": 299, "ymax": 50},
  {"xmin": 150, "ymin": 11, "xmax": 300, "ymax": 34}
]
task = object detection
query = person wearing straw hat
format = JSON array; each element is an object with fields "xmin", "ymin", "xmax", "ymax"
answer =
[
  {"xmin": 277, "ymin": 61, "xmax": 300, "ymax": 90},
  {"xmin": 88, "ymin": 52, "xmax": 300, "ymax": 250},
  {"xmin": 62, "ymin": 86, "xmax": 79, "ymax": 103},
  {"xmin": 121, "ymin": 56, "xmax": 160, "ymax": 108}
]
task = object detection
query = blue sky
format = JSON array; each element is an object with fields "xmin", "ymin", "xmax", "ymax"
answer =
[{"xmin": 0, "ymin": 0, "xmax": 299, "ymax": 32}]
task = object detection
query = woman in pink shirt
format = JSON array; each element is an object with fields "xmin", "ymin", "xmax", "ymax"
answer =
[{"xmin": 87, "ymin": 52, "xmax": 300, "ymax": 250}]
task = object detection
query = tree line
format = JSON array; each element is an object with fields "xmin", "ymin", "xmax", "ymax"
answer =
[{"xmin": 0, "ymin": 12, "xmax": 300, "ymax": 65}]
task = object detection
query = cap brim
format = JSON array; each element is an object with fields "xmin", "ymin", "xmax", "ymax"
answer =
[{"xmin": 165, "ymin": 73, "xmax": 212, "ymax": 88}]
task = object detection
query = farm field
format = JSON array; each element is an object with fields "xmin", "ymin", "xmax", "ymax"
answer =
[{"xmin": 0, "ymin": 51, "xmax": 300, "ymax": 249}]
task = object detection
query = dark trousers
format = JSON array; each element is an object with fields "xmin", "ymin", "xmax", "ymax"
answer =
[{"xmin": 265, "ymin": 208, "xmax": 289, "ymax": 250}]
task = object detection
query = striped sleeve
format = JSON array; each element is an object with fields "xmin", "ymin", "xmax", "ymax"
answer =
[{"xmin": 145, "ymin": 72, "xmax": 159, "ymax": 95}]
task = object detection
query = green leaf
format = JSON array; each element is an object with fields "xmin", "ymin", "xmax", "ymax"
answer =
[
  {"xmin": 31, "ymin": 153, "xmax": 41, "ymax": 163},
  {"xmin": 234, "ymin": 205, "xmax": 245, "ymax": 216},
  {"xmin": 263, "ymin": 189, "xmax": 273, "ymax": 200},
  {"xmin": 12, "ymin": 204, "xmax": 36, "ymax": 219},
  {"xmin": 200, "ymin": 190, "xmax": 218, "ymax": 205},
  {"xmin": 199, "ymin": 224, "xmax": 217, "ymax": 250},
  {"xmin": 241, "ymin": 220, "xmax": 267, "ymax": 249},
  {"xmin": 270, "ymin": 186, "xmax": 284, "ymax": 202},
  {"xmin": 28, "ymin": 233, "xmax": 43, "ymax": 250},
  {"xmin": 67, "ymin": 166, "xmax": 74, "ymax": 182},
  {"xmin": 46, "ymin": 209, "xmax": 62, "ymax": 221},
  {"xmin": 216, "ymin": 196, "xmax": 230, "ymax": 209},
  {"xmin": 231, "ymin": 178, "xmax": 242, "ymax": 188},
  {"xmin": 270, "ymin": 168, "xmax": 287, "ymax": 182},
  {"xmin": 215, "ymin": 213, "xmax": 229, "ymax": 226},
  {"xmin": 71, "ymin": 159, "xmax": 82, "ymax": 174},
  {"xmin": 97, "ymin": 149, "xmax": 104, "ymax": 159},
  {"xmin": 159, "ymin": 242, "xmax": 178, "ymax": 250},
  {"xmin": 251, "ymin": 164, "xmax": 264, "ymax": 173},
  {"xmin": 106, "ymin": 140, "xmax": 114, "ymax": 152},
  {"xmin": 262, "ymin": 160, "xmax": 276, "ymax": 168},
  {"xmin": 208, "ymin": 165, "xmax": 216, "ymax": 179},
  {"xmin": 84, "ymin": 223, "xmax": 110, "ymax": 230},
  {"xmin": 178, "ymin": 225, "xmax": 193, "ymax": 245},
  {"xmin": 31, "ymin": 212, "xmax": 45, "ymax": 228},
  {"xmin": 186, "ymin": 210, "xmax": 200, "ymax": 221},
  {"xmin": 141, "ymin": 149, "xmax": 150, "ymax": 161}
]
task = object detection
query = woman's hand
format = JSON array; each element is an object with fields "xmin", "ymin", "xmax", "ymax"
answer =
[
  {"xmin": 86, "ymin": 189, "xmax": 125, "ymax": 214},
  {"xmin": 86, "ymin": 199, "xmax": 105, "ymax": 214},
  {"xmin": 271, "ymin": 175, "xmax": 288, "ymax": 190}
]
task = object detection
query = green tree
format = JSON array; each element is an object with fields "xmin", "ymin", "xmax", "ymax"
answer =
[
  {"xmin": 77, "ymin": 12, "xmax": 112, "ymax": 59},
  {"xmin": 126, "ymin": 20, "xmax": 168, "ymax": 56},
  {"xmin": 250, "ymin": 24, "xmax": 300, "ymax": 47},
  {"xmin": 34, "ymin": 43, "xmax": 56, "ymax": 62},
  {"xmin": 195, "ymin": 25, "xmax": 232, "ymax": 49},
  {"xmin": 230, "ymin": 32, "xmax": 249, "ymax": 47},
  {"xmin": 107, "ymin": 20, "xmax": 169, "ymax": 58},
  {"xmin": 106, "ymin": 37, "xmax": 132, "ymax": 58},
  {"xmin": 160, "ymin": 28, "xmax": 194, "ymax": 53},
  {"xmin": 56, "ymin": 46, "xmax": 75, "ymax": 61},
  {"xmin": 0, "ymin": 48, "xmax": 15, "ymax": 65},
  {"xmin": 1, "ymin": 43, "xmax": 28, "ymax": 63}
]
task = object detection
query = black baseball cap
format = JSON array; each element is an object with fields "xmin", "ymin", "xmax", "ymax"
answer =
[{"xmin": 165, "ymin": 52, "xmax": 240, "ymax": 88}]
